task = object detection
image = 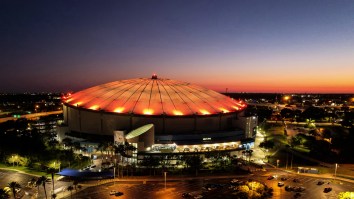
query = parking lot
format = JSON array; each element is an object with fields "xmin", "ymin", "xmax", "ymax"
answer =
[
  {"xmin": 0, "ymin": 169, "xmax": 72, "ymax": 199},
  {"xmin": 62, "ymin": 170, "xmax": 354, "ymax": 199}
]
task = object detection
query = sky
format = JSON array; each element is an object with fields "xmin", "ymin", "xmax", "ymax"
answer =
[{"xmin": 1, "ymin": 0, "xmax": 354, "ymax": 93}]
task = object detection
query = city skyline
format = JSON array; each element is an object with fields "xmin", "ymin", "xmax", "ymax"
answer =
[{"xmin": 1, "ymin": 0, "xmax": 354, "ymax": 93}]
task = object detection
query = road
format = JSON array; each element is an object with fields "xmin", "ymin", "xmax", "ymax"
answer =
[{"xmin": 0, "ymin": 110, "xmax": 63, "ymax": 123}]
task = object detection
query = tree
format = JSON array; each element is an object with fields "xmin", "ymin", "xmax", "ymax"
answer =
[
  {"xmin": 259, "ymin": 140, "xmax": 274, "ymax": 150},
  {"xmin": 139, "ymin": 155, "xmax": 160, "ymax": 175},
  {"xmin": 73, "ymin": 180, "xmax": 79, "ymax": 190},
  {"xmin": 0, "ymin": 188, "xmax": 10, "ymax": 199},
  {"xmin": 301, "ymin": 106, "xmax": 325, "ymax": 121},
  {"xmin": 38, "ymin": 176, "xmax": 50, "ymax": 199},
  {"xmin": 47, "ymin": 167, "xmax": 56, "ymax": 193},
  {"xmin": 184, "ymin": 155, "xmax": 203, "ymax": 176},
  {"xmin": 114, "ymin": 142, "xmax": 137, "ymax": 158},
  {"xmin": 338, "ymin": 191, "xmax": 354, "ymax": 199},
  {"xmin": 67, "ymin": 186, "xmax": 74, "ymax": 199},
  {"xmin": 280, "ymin": 108, "xmax": 294, "ymax": 119},
  {"xmin": 35, "ymin": 177, "xmax": 42, "ymax": 195},
  {"xmin": 289, "ymin": 136, "xmax": 301, "ymax": 148},
  {"xmin": 62, "ymin": 138, "xmax": 73, "ymax": 150},
  {"xmin": 8, "ymin": 181, "xmax": 21, "ymax": 199},
  {"xmin": 29, "ymin": 177, "xmax": 37, "ymax": 188}
]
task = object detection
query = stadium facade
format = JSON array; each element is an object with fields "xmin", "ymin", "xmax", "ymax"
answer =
[{"xmin": 60, "ymin": 75, "xmax": 257, "ymax": 152}]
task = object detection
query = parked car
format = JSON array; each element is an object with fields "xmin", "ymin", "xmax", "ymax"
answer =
[
  {"xmin": 324, "ymin": 187, "xmax": 332, "ymax": 193},
  {"xmin": 294, "ymin": 186, "xmax": 305, "ymax": 192},
  {"xmin": 293, "ymin": 178, "xmax": 300, "ymax": 183},
  {"xmin": 267, "ymin": 176, "xmax": 274, "ymax": 180},
  {"xmin": 280, "ymin": 177, "xmax": 287, "ymax": 181},
  {"xmin": 110, "ymin": 190, "xmax": 117, "ymax": 195},
  {"xmin": 285, "ymin": 185, "xmax": 293, "ymax": 191},
  {"xmin": 115, "ymin": 191, "xmax": 123, "ymax": 196},
  {"xmin": 317, "ymin": 181, "xmax": 325, "ymax": 185},
  {"xmin": 278, "ymin": 182, "xmax": 284, "ymax": 187}
]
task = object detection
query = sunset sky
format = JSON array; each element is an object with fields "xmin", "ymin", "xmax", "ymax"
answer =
[{"xmin": 1, "ymin": 0, "xmax": 354, "ymax": 93}]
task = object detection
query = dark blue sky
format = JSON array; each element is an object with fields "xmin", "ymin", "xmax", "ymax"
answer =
[{"xmin": 1, "ymin": 0, "xmax": 354, "ymax": 93}]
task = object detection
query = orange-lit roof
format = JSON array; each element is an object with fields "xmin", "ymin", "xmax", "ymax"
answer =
[{"xmin": 65, "ymin": 76, "xmax": 246, "ymax": 116}]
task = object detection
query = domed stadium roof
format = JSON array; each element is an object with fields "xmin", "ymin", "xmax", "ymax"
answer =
[{"xmin": 64, "ymin": 75, "xmax": 246, "ymax": 116}]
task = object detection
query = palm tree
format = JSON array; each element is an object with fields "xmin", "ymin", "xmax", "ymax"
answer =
[
  {"xmin": 38, "ymin": 176, "xmax": 50, "ymax": 199},
  {"xmin": 29, "ymin": 177, "xmax": 37, "ymax": 188},
  {"xmin": 35, "ymin": 177, "xmax": 42, "ymax": 195},
  {"xmin": 67, "ymin": 186, "xmax": 74, "ymax": 199},
  {"xmin": 51, "ymin": 193, "xmax": 57, "ymax": 199},
  {"xmin": 73, "ymin": 180, "xmax": 78, "ymax": 190},
  {"xmin": 0, "ymin": 188, "xmax": 10, "ymax": 199},
  {"xmin": 62, "ymin": 138, "xmax": 73, "ymax": 150},
  {"xmin": 8, "ymin": 181, "xmax": 21, "ymax": 199},
  {"xmin": 47, "ymin": 167, "xmax": 56, "ymax": 193}
]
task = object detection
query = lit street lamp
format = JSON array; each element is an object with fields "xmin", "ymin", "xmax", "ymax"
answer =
[{"xmin": 277, "ymin": 159, "xmax": 280, "ymax": 168}]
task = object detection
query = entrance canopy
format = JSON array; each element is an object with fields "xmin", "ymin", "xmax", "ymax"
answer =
[{"xmin": 58, "ymin": 168, "xmax": 113, "ymax": 179}]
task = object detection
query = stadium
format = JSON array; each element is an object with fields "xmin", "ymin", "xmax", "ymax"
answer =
[{"xmin": 61, "ymin": 75, "xmax": 257, "ymax": 152}]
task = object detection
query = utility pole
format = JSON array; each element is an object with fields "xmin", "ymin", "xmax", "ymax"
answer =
[
  {"xmin": 164, "ymin": 172, "xmax": 167, "ymax": 190},
  {"xmin": 286, "ymin": 152, "xmax": 288, "ymax": 170},
  {"xmin": 290, "ymin": 153, "xmax": 293, "ymax": 169}
]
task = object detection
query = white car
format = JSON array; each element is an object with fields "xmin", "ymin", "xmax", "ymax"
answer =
[
  {"xmin": 110, "ymin": 190, "xmax": 117, "ymax": 195},
  {"xmin": 278, "ymin": 182, "xmax": 284, "ymax": 187}
]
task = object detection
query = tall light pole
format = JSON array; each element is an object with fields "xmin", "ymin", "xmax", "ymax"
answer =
[
  {"xmin": 334, "ymin": 163, "xmax": 338, "ymax": 181},
  {"xmin": 164, "ymin": 172, "xmax": 167, "ymax": 190},
  {"xmin": 12, "ymin": 156, "xmax": 14, "ymax": 167}
]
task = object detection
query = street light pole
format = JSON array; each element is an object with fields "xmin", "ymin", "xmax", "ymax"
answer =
[
  {"xmin": 164, "ymin": 172, "xmax": 167, "ymax": 190},
  {"xmin": 12, "ymin": 156, "xmax": 14, "ymax": 167},
  {"xmin": 334, "ymin": 163, "xmax": 338, "ymax": 181}
]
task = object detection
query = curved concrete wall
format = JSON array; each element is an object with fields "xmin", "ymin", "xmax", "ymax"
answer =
[{"xmin": 64, "ymin": 104, "xmax": 241, "ymax": 136}]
